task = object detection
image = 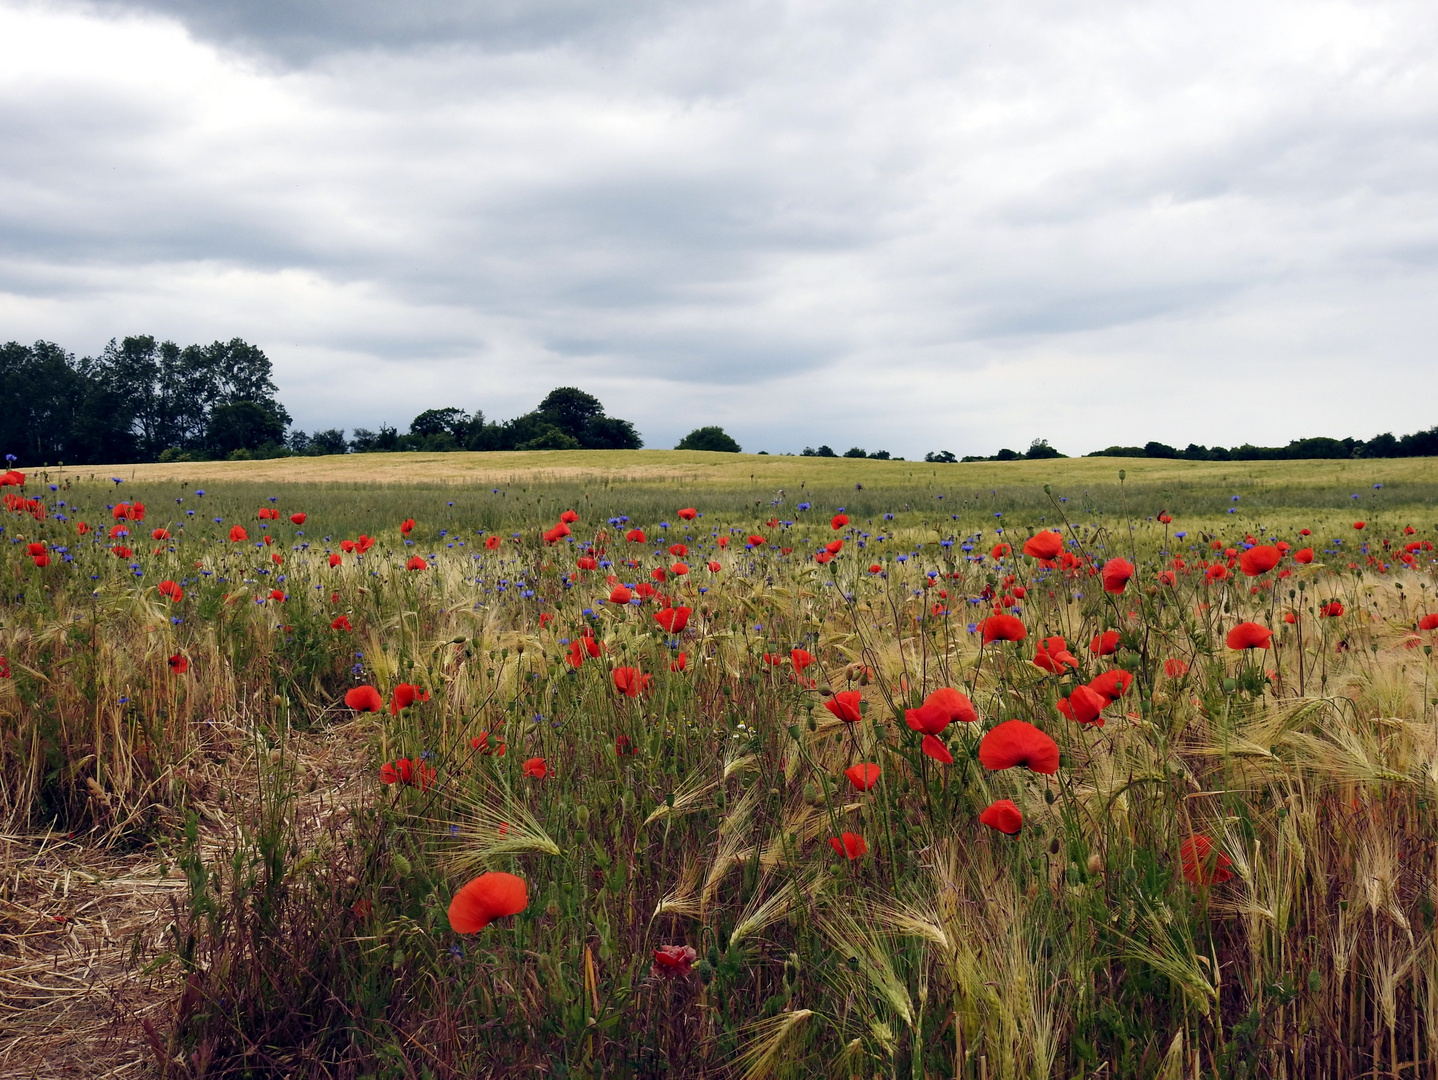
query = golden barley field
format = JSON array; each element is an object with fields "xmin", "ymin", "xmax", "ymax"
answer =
[{"xmin": 3, "ymin": 451, "xmax": 1437, "ymax": 1079}]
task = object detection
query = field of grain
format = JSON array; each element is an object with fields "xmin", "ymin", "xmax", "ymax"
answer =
[{"xmin": 3, "ymin": 452, "xmax": 1437, "ymax": 1078}]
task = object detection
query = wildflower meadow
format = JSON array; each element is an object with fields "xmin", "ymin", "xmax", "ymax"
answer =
[{"xmin": 3, "ymin": 453, "xmax": 1438, "ymax": 1079}]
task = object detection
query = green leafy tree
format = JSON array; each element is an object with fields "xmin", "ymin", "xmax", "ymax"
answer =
[{"xmin": 676, "ymin": 426, "xmax": 741, "ymax": 453}]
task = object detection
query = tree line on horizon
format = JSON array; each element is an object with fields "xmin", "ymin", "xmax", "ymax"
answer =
[{"xmin": 6, "ymin": 336, "xmax": 1436, "ymax": 467}]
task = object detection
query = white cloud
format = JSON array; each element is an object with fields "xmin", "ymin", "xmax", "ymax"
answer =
[{"xmin": 2, "ymin": 0, "xmax": 1437, "ymax": 455}]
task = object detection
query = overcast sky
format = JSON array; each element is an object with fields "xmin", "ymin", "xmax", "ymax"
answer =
[{"xmin": 2, "ymin": 0, "xmax": 1437, "ymax": 457}]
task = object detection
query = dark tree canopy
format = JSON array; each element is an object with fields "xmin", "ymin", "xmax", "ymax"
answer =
[{"xmin": 676, "ymin": 426, "xmax": 741, "ymax": 453}]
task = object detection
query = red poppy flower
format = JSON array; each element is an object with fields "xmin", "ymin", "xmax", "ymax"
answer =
[
  {"xmin": 609, "ymin": 585, "xmax": 633, "ymax": 605},
  {"xmin": 485, "ymin": 535, "xmax": 501, "ymax": 550},
  {"xmin": 471, "ymin": 730, "xmax": 506, "ymax": 755},
  {"xmin": 1226, "ymin": 622, "xmax": 1273, "ymax": 650},
  {"xmin": 566, "ymin": 638, "xmax": 585, "ymax": 668},
  {"xmin": 814, "ymin": 551, "xmax": 833, "ymax": 565},
  {"xmin": 978, "ymin": 720, "xmax": 1060, "ymax": 774},
  {"xmin": 990, "ymin": 542, "xmax": 1011, "ymax": 559},
  {"xmin": 583, "ymin": 633, "xmax": 602, "ymax": 657},
  {"xmin": 331, "ymin": 615, "xmax": 352, "ymax": 631},
  {"xmin": 406, "ymin": 556, "xmax": 428, "ymax": 571},
  {"xmin": 920, "ymin": 734, "xmax": 954, "ymax": 763},
  {"xmin": 1057, "ymin": 684, "xmax": 1106, "ymax": 726},
  {"xmin": 151, "ymin": 528, "xmax": 171, "ymax": 541},
  {"xmin": 671, "ymin": 561, "xmax": 691, "ymax": 576},
  {"xmin": 1238, "ymin": 545, "xmax": 1281, "ymax": 576},
  {"xmin": 448, "ymin": 871, "xmax": 529, "ymax": 932},
  {"xmin": 1022, "ymin": 531, "xmax": 1065, "ymax": 560},
  {"xmin": 824, "ymin": 689, "xmax": 863, "ymax": 723},
  {"xmin": 1179, "ymin": 835, "xmax": 1233, "ymax": 885},
  {"xmin": 979, "ymin": 614, "xmax": 1027, "ymax": 643},
  {"xmin": 340, "ymin": 540, "xmax": 356, "ymax": 553},
  {"xmin": 1101, "ymin": 558, "xmax": 1134, "ymax": 594},
  {"xmin": 845, "ymin": 763, "xmax": 881, "ymax": 791},
  {"xmin": 1353, "ymin": 521, "xmax": 1365, "ymax": 530},
  {"xmin": 25, "ymin": 542, "xmax": 44, "ymax": 556},
  {"xmin": 329, "ymin": 553, "xmax": 342, "ymax": 567},
  {"xmin": 356, "ymin": 535, "xmax": 375, "ymax": 553},
  {"xmin": 112, "ymin": 503, "xmax": 131, "ymax": 520},
  {"xmin": 158, "ymin": 579, "xmax": 184, "ymax": 601},
  {"xmin": 1087, "ymin": 668, "xmax": 1133, "ymax": 702},
  {"xmin": 830, "ymin": 513, "xmax": 849, "ymax": 530},
  {"xmin": 612, "ymin": 666, "xmax": 652, "ymax": 697},
  {"xmin": 390, "ymin": 683, "xmax": 430, "ymax": 714},
  {"xmin": 1205, "ymin": 564, "xmax": 1228, "ymax": 582},
  {"xmin": 790, "ymin": 648, "xmax": 814, "ymax": 673},
  {"xmin": 1033, "ymin": 636, "xmax": 1078, "ymax": 672},
  {"xmin": 268, "ymin": 589, "xmax": 286, "ymax": 602},
  {"xmin": 0, "ymin": 470, "xmax": 24, "ymax": 486},
  {"xmin": 576, "ymin": 554, "xmax": 598, "ymax": 571},
  {"xmin": 31, "ymin": 553, "xmax": 50, "ymax": 567},
  {"xmin": 228, "ymin": 525, "xmax": 248, "ymax": 542},
  {"xmin": 111, "ymin": 545, "xmax": 132, "ymax": 558},
  {"xmin": 1087, "ymin": 630, "xmax": 1118, "ymax": 656},
  {"xmin": 1419, "ymin": 614, "xmax": 1438, "ymax": 631},
  {"xmin": 670, "ymin": 652, "xmax": 687, "ymax": 671},
  {"xmin": 345, "ymin": 685, "xmax": 384, "ymax": 712},
  {"xmin": 401, "ymin": 519, "xmax": 415, "ymax": 535},
  {"xmin": 868, "ymin": 563, "xmax": 882, "ymax": 574},
  {"xmin": 825, "ymin": 539, "xmax": 844, "ymax": 555},
  {"xmin": 559, "ymin": 509, "xmax": 579, "ymax": 524},
  {"xmin": 707, "ymin": 560, "xmax": 722, "ymax": 572},
  {"xmin": 522, "ymin": 757, "xmax": 547, "ymax": 779},
  {"xmin": 828, "ymin": 832, "xmax": 867, "ymax": 860},
  {"xmin": 76, "ymin": 521, "xmax": 90, "ymax": 534},
  {"xmin": 0, "ymin": 656, "xmax": 10, "ymax": 678},
  {"xmin": 625, "ymin": 528, "xmax": 646, "ymax": 543},
  {"xmin": 979, "ymin": 799, "xmax": 1023, "ymax": 835},
  {"xmin": 747, "ymin": 535, "xmax": 766, "ymax": 547},
  {"xmin": 652, "ymin": 944, "xmax": 697, "ymax": 977},
  {"xmin": 1163, "ymin": 658, "xmax": 1189, "ymax": 678},
  {"xmin": 168, "ymin": 653, "xmax": 189, "ymax": 674},
  {"xmin": 1320, "ymin": 600, "xmax": 1344, "ymax": 618}
]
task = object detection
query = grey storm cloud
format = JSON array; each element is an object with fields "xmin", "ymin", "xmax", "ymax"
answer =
[{"xmin": 2, "ymin": 0, "xmax": 1438, "ymax": 456}]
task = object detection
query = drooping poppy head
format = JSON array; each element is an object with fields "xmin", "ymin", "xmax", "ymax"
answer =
[
  {"xmin": 448, "ymin": 871, "xmax": 529, "ymax": 932},
  {"xmin": 1022, "ymin": 530, "xmax": 1064, "ymax": 560},
  {"xmin": 920, "ymin": 734, "xmax": 954, "ymax": 764},
  {"xmin": 824, "ymin": 689, "xmax": 863, "ymax": 723},
  {"xmin": 677, "ymin": 507, "xmax": 698, "ymax": 520},
  {"xmin": 1238, "ymin": 545, "xmax": 1281, "ymax": 577},
  {"xmin": 1101, "ymin": 557, "xmax": 1134, "ymax": 594},
  {"xmin": 168, "ymin": 653, "xmax": 189, "ymax": 674},
  {"xmin": 345, "ymin": 685, "xmax": 385, "ymax": 712},
  {"xmin": 828, "ymin": 832, "xmax": 867, "ymax": 860},
  {"xmin": 979, "ymin": 799, "xmax": 1023, "ymax": 835},
  {"xmin": 1179, "ymin": 835, "xmax": 1233, "ymax": 885},
  {"xmin": 1089, "ymin": 630, "xmax": 1120, "ymax": 656},
  {"xmin": 1087, "ymin": 668, "xmax": 1133, "ymax": 702},
  {"xmin": 652, "ymin": 944, "xmax": 697, "ymax": 977},
  {"xmin": 844, "ymin": 763, "xmax": 881, "ymax": 791},
  {"xmin": 401, "ymin": 519, "xmax": 416, "ymax": 535},
  {"xmin": 831, "ymin": 513, "xmax": 849, "ymax": 530},
  {"xmin": 979, "ymin": 614, "xmax": 1027, "ymax": 643},
  {"xmin": 978, "ymin": 720, "xmax": 1060, "ymax": 774},
  {"xmin": 1226, "ymin": 621, "xmax": 1273, "ymax": 650},
  {"xmin": 522, "ymin": 757, "xmax": 548, "ymax": 779}
]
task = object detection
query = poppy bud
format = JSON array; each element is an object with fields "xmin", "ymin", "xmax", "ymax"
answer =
[
  {"xmin": 1043, "ymin": 788, "xmax": 1056, "ymax": 805},
  {"xmin": 1048, "ymin": 837, "xmax": 1060, "ymax": 855},
  {"xmin": 392, "ymin": 853, "xmax": 412, "ymax": 877},
  {"xmin": 575, "ymin": 805, "xmax": 589, "ymax": 826}
]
